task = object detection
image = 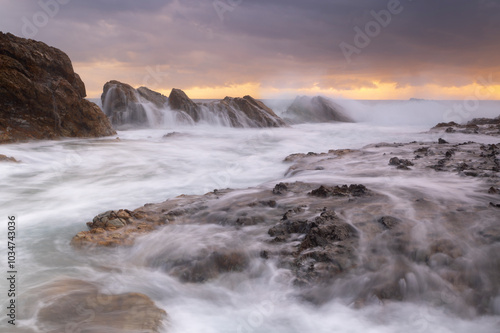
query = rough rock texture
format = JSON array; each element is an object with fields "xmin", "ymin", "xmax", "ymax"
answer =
[
  {"xmin": 0, "ymin": 32, "xmax": 115, "ymax": 143},
  {"xmin": 432, "ymin": 115, "xmax": 500, "ymax": 136},
  {"xmin": 101, "ymin": 81, "xmax": 152, "ymax": 126},
  {"xmin": 30, "ymin": 279, "xmax": 166, "ymax": 333},
  {"xmin": 137, "ymin": 86, "xmax": 169, "ymax": 109},
  {"xmin": 0, "ymin": 154, "xmax": 18, "ymax": 162},
  {"xmin": 168, "ymin": 88, "xmax": 286, "ymax": 127},
  {"xmin": 283, "ymin": 95, "xmax": 354, "ymax": 124},
  {"xmin": 167, "ymin": 88, "xmax": 201, "ymax": 122},
  {"xmin": 71, "ymin": 209, "xmax": 168, "ymax": 248},
  {"xmin": 202, "ymin": 95, "xmax": 286, "ymax": 127},
  {"xmin": 72, "ymin": 119, "xmax": 500, "ymax": 315}
]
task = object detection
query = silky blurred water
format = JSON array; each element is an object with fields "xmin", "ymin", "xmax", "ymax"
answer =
[{"xmin": 1, "ymin": 101, "xmax": 499, "ymax": 332}]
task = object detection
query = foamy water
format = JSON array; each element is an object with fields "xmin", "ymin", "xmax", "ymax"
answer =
[{"xmin": 1, "ymin": 101, "xmax": 499, "ymax": 332}]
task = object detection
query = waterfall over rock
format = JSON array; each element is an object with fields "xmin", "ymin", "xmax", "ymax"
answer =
[
  {"xmin": 101, "ymin": 81, "xmax": 193, "ymax": 128},
  {"xmin": 102, "ymin": 82, "xmax": 287, "ymax": 128}
]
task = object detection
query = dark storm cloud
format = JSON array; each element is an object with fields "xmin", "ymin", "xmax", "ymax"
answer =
[{"xmin": 0, "ymin": 0, "xmax": 498, "ymax": 95}]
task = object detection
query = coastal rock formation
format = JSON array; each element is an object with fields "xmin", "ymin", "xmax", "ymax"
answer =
[
  {"xmin": 101, "ymin": 80, "xmax": 174, "ymax": 127},
  {"xmin": 0, "ymin": 32, "xmax": 115, "ymax": 144},
  {"xmin": 283, "ymin": 95, "xmax": 354, "ymax": 124},
  {"xmin": 102, "ymin": 84, "xmax": 286, "ymax": 128},
  {"xmin": 432, "ymin": 114, "xmax": 500, "ymax": 136},
  {"xmin": 168, "ymin": 88, "xmax": 286, "ymax": 127},
  {"xmin": 0, "ymin": 154, "xmax": 18, "ymax": 163},
  {"xmin": 201, "ymin": 95, "xmax": 286, "ymax": 127},
  {"xmin": 31, "ymin": 279, "xmax": 167, "ymax": 333},
  {"xmin": 72, "ymin": 119, "xmax": 500, "ymax": 316},
  {"xmin": 167, "ymin": 88, "xmax": 201, "ymax": 122}
]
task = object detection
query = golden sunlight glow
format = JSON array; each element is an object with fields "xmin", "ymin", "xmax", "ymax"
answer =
[
  {"xmin": 180, "ymin": 83, "xmax": 262, "ymax": 99},
  {"xmin": 74, "ymin": 61, "xmax": 500, "ymax": 101}
]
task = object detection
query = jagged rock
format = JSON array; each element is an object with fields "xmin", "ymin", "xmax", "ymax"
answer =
[
  {"xmin": 389, "ymin": 157, "xmax": 414, "ymax": 169},
  {"xmin": 168, "ymin": 88, "xmax": 201, "ymax": 122},
  {"xmin": 101, "ymin": 80, "xmax": 151, "ymax": 126},
  {"xmin": 467, "ymin": 115, "xmax": 500, "ymax": 126},
  {"xmin": 283, "ymin": 95, "xmax": 354, "ymax": 124},
  {"xmin": 0, "ymin": 154, "xmax": 18, "ymax": 163},
  {"xmin": 0, "ymin": 32, "xmax": 115, "ymax": 144},
  {"xmin": 309, "ymin": 184, "xmax": 368, "ymax": 197},
  {"xmin": 203, "ymin": 95, "xmax": 286, "ymax": 127},
  {"xmin": 34, "ymin": 279, "xmax": 167, "ymax": 333},
  {"xmin": 273, "ymin": 182, "xmax": 288, "ymax": 195},
  {"xmin": 71, "ymin": 209, "xmax": 168, "ymax": 248},
  {"xmin": 169, "ymin": 251, "xmax": 250, "ymax": 283},
  {"xmin": 137, "ymin": 86, "xmax": 169, "ymax": 108}
]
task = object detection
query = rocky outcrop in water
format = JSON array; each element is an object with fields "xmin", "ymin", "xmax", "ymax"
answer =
[
  {"xmin": 0, "ymin": 154, "xmax": 18, "ymax": 163},
  {"xmin": 202, "ymin": 95, "xmax": 286, "ymax": 127},
  {"xmin": 168, "ymin": 88, "xmax": 286, "ymax": 127},
  {"xmin": 72, "ymin": 123, "xmax": 500, "ymax": 316},
  {"xmin": 101, "ymin": 80, "xmax": 175, "ymax": 127},
  {"xmin": 283, "ymin": 95, "xmax": 354, "ymax": 124},
  {"xmin": 432, "ymin": 115, "xmax": 500, "ymax": 136},
  {"xmin": 0, "ymin": 32, "xmax": 115, "ymax": 144},
  {"xmin": 167, "ymin": 88, "xmax": 201, "ymax": 122},
  {"xmin": 28, "ymin": 279, "xmax": 167, "ymax": 333},
  {"xmin": 103, "ymin": 84, "xmax": 286, "ymax": 128}
]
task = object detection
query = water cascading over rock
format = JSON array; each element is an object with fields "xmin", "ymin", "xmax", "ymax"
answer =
[
  {"xmin": 101, "ymin": 81, "xmax": 194, "ymax": 128},
  {"xmin": 102, "ymin": 82, "xmax": 287, "ymax": 128},
  {"xmin": 283, "ymin": 95, "xmax": 354, "ymax": 124}
]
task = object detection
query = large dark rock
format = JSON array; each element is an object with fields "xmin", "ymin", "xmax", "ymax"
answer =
[
  {"xmin": 168, "ymin": 88, "xmax": 286, "ymax": 127},
  {"xmin": 0, "ymin": 32, "xmax": 115, "ymax": 143},
  {"xmin": 167, "ymin": 88, "xmax": 201, "ymax": 122},
  {"xmin": 204, "ymin": 95, "xmax": 286, "ymax": 127},
  {"xmin": 283, "ymin": 95, "xmax": 354, "ymax": 124},
  {"xmin": 101, "ymin": 80, "xmax": 157, "ymax": 127},
  {"xmin": 137, "ymin": 86, "xmax": 169, "ymax": 109}
]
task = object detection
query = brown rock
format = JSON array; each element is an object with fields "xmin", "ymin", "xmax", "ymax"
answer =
[
  {"xmin": 0, "ymin": 32, "xmax": 115, "ymax": 144},
  {"xmin": 35, "ymin": 279, "xmax": 167, "ymax": 333},
  {"xmin": 168, "ymin": 88, "xmax": 201, "ymax": 122},
  {"xmin": 0, "ymin": 154, "xmax": 18, "ymax": 162},
  {"xmin": 284, "ymin": 95, "xmax": 354, "ymax": 124}
]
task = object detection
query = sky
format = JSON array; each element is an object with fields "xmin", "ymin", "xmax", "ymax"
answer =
[{"xmin": 0, "ymin": 0, "xmax": 499, "ymax": 99}]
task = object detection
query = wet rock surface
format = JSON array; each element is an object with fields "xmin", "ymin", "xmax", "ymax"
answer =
[
  {"xmin": 283, "ymin": 95, "xmax": 354, "ymax": 124},
  {"xmin": 168, "ymin": 88, "xmax": 286, "ymax": 127},
  {"xmin": 73, "ymin": 119, "xmax": 500, "ymax": 316},
  {"xmin": 0, "ymin": 154, "xmax": 18, "ymax": 162},
  {"xmin": 27, "ymin": 279, "xmax": 167, "ymax": 333},
  {"xmin": 0, "ymin": 32, "xmax": 116, "ymax": 143},
  {"xmin": 432, "ymin": 115, "xmax": 500, "ymax": 136}
]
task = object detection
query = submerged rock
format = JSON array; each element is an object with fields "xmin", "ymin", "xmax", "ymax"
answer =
[
  {"xmin": 0, "ymin": 32, "xmax": 115, "ymax": 143},
  {"xmin": 283, "ymin": 95, "xmax": 354, "ymax": 124},
  {"xmin": 0, "ymin": 154, "xmax": 18, "ymax": 163},
  {"xmin": 72, "ymin": 132, "xmax": 500, "ymax": 315},
  {"xmin": 33, "ymin": 279, "xmax": 167, "ymax": 333}
]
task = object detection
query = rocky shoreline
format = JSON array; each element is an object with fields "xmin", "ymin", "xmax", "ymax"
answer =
[{"xmin": 71, "ymin": 119, "xmax": 500, "ymax": 321}]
